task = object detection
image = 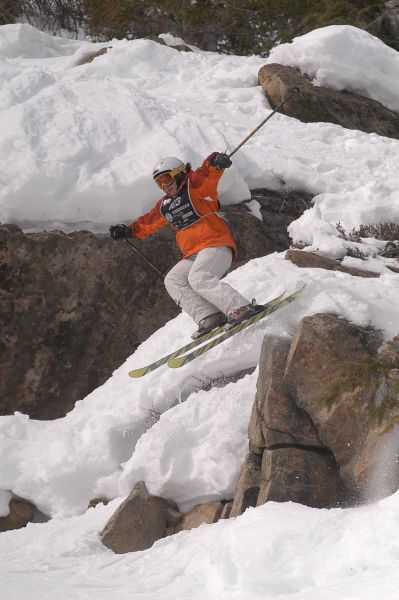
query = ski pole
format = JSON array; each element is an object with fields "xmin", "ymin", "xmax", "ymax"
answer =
[
  {"xmin": 124, "ymin": 238, "xmax": 165, "ymax": 279},
  {"xmin": 228, "ymin": 87, "xmax": 300, "ymax": 158}
]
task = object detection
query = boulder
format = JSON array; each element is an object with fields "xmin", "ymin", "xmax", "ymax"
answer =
[
  {"xmin": 258, "ymin": 63, "xmax": 399, "ymax": 140},
  {"xmin": 0, "ymin": 498, "xmax": 35, "ymax": 533},
  {"xmin": 175, "ymin": 501, "xmax": 224, "ymax": 532},
  {"xmin": 283, "ymin": 314, "xmax": 382, "ymax": 489},
  {"xmin": 232, "ymin": 314, "xmax": 396, "ymax": 515},
  {"xmin": 285, "ymin": 250, "xmax": 379, "ymax": 278},
  {"xmin": 100, "ymin": 482, "xmax": 169, "ymax": 554}
]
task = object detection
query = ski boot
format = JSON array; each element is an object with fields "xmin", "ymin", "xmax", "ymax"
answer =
[
  {"xmin": 191, "ymin": 312, "xmax": 228, "ymax": 340},
  {"xmin": 225, "ymin": 299, "xmax": 264, "ymax": 329}
]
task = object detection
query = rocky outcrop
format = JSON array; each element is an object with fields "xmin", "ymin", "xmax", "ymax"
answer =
[
  {"xmin": 0, "ymin": 498, "xmax": 35, "ymax": 533},
  {"xmin": 0, "ymin": 223, "xmax": 179, "ymax": 420},
  {"xmin": 232, "ymin": 314, "xmax": 399, "ymax": 515},
  {"xmin": 258, "ymin": 63, "xmax": 399, "ymax": 140},
  {"xmin": 285, "ymin": 249, "xmax": 379, "ymax": 278},
  {"xmin": 0, "ymin": 188, "xmax": 312, "ymax": 420}
]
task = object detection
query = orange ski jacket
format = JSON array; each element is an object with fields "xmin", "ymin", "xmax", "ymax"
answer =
[{"xmin": 129, "ymin": 155, "xmax": 237, "ymax": 260}]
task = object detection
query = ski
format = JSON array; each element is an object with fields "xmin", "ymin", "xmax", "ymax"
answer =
[
  {"xmin": 167, "ymin": 285, "xmax": 305, "ymax": 369},
  {"xmin": 128, "ymin": 291, "xmax": 286, "ymax": 378}
]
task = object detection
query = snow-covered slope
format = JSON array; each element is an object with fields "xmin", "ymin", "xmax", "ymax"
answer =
[{"xmin": 1, "ymin": 23, "xmax": 399, "ymax": 600}]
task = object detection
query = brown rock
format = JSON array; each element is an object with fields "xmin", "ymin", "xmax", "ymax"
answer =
[
  {"xmin": 0, "ymin": 499, "xmax": 35, "ymax": 533},
  {"xmin": 220, "ymin": 501, "xmax": 233, "ymax": 520},
  {"xmin": 75, "ymin": 47, "xmax": 111, "ymax": 66},
  {"xmin": 254, "ymin": 335, "xmax": 320, "ymax": 448},
  {"xmin": 88, "ymin": 497, "xmax": 110, "ymax": 509},
  {"xmin": 259, "ymin": 63, "xmax": 399, "ymax": 140},
  {"xmin": 235, "ymin": 314, "xmax": 399, "ymax": 513},
  {"xmin": 230, "ymin": 453, "xmax": 262, "ymax": 518},
  {"xmin": 284, "ymin": 315, "xmax": 380, "ymax": 477},
  {"xmin": 164, "ymin": 507, "xmax": 183, "ymax": 527},
  {"xmin": 257, "ymin": 447, "xmax": 346, "ymax": 508},
  {"xmin": 100, "ymin": 482, "xmax": 169, "ymax": 554},
  {"xmin": 285, "ymin": 250, "xmax": 379, "ymax": 278},
  {"xmin": 175, "ymin": 501, "xmax": 224, "ymax": 532}
]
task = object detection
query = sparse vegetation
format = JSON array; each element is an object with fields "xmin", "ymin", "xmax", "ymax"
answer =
[
  {"xmin": 319, "ymin": 351, "xmax": 399, "ymax": 432},
  {"xmin": 9, "ymin": 1, "xmax": 388, "ymax": 53},
  {"xmin": 336, "ymin": 221, "xmax": 399, "ymax": 242},
  {"xmin": 345, "ymin": 247, "xmax": 366, "ymax": 260},
  {"xmin": 354, "ymin": 222, "xmax": 399, "ymax": 241}
]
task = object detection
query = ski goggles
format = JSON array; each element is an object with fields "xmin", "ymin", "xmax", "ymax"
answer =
[{"xmin": 155, "ymin": 172, "xmax": 175, "ymax": 190}]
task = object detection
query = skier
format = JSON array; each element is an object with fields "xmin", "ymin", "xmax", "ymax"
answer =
[{"xmin": 110, "ymin": 152, "xmax": 259, "ymax": 339}]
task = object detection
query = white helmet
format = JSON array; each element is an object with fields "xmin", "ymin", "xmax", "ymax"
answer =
[{"xmin": 152, "ymin": 157, "xmax": 185, "ymax": 181}]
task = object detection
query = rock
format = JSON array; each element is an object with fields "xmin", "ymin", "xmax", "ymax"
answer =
[
  {"xmin": 0, "ymin": 224, "xmax": 179, "ymax": 419},
  {"xmin": 0, "ymin": 190, "xmax": 311, "ymax": 420},
  {"xmin": 258, "ymin": 64, "xmax": 399, "ymax": 140},
  {"xmin": 284, "ymin": 314, "xmax": 382, "ymax": 486},
  {"xmin": 220, "ymin": 501, "xmax": 233, "ymax": 520},
  {"xmin": 230, "ymin": 453, "xmax": 262, "ymax": 518},
  {"xmin": 164, "ymin": 507, "xmax": 183, "ymax": 528},
  {"xmin": 100, "ymin": 482, "xmax": 169, "ymax": 554},
  {"xmin": 148, "ymin": 36, "xmax": 193, "ymax": 52},
  {"xmin": 0, "ymin": 499, "xmax": 35, "ymax": 533},
  {"xmin": 88, "ymin": 497, "xmax": 110, "ymax": 509},
  {"xmin": 252, "ymin": 335, "xmax": 320, "ymax": 448},
  {"xmin": 285, "ymin": 250, "xmax": 379, "ymax": 278},
  {"xmin": 232, "ymin": 315, "xmax": 390, "ymax": 514},
  {"xmin": 257, "ymin": 447, "xmax": 345, "ymax": 508},
  {"xmin": 175, "ymin": 501, "xmax": 224, "ymax": 532},
  {"xmin": 75, "ymin": 47, "xmax": 111, "ymax": 66}
]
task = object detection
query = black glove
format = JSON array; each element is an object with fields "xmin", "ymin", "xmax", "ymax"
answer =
[
  {"xmin": 209, "ymin": 152, "xmax": 232, "ymax": 170},
  {"xmin": 109, "ymin": 224, "xmax": 133, "ymax": 239}
]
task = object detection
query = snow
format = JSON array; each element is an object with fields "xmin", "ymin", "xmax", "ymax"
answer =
[
  {"xmin": 0, "ymin": 490, "xmax": 12, "ymax": 516},
  {"xmin": 268, "ymin": 25, "xmax": 399, "ymax": 112},
  {"xmin": 2, "ymin": 493, "xmax": 399, "ymax": 599},
  {"xmin": 1, "ymin": 21, "xmax": 399, "ymax": 600},
  {"xmin": 118, "ymin": 373, "xmax": 255, "ymax": 511}
]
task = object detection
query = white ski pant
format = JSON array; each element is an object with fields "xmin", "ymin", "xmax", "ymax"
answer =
[{"xmin": 164, "ymin": 246, "xmax": 249, "ymax": 324}]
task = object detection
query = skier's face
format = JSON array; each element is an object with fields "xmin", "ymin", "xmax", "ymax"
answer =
[
  {"xmin": 155, "ymin": 172, "xmax": 178, "ymax": 196},
  {"xmin": 163, "ymin": 178, "xmax": 178, "ymax": 196}
]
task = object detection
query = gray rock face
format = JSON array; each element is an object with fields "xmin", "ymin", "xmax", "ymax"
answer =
[
  {"xmin": 0, "ymin": 189, "xmax": 312, "ymax": 420},
  {"xmin": 258, "ymin": 63, "xmax": 399, "ymax": 140},
  {"xmin": 232, "ymin": 314, "xmax": 399, "ymax": 515}
]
